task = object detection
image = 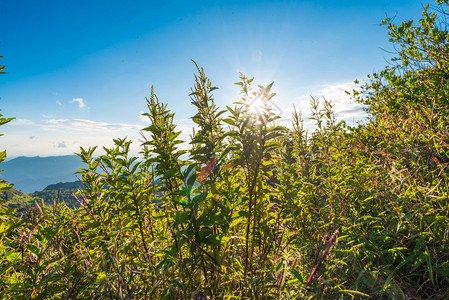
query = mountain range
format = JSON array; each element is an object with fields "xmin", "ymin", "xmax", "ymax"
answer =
[{"xmin": 1, "ymin": 155, "xmax": 85, "ymax": 193}]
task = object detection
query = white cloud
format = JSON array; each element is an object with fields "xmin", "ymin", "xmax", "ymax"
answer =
[
  {"xmin": 2, "ymin": 124, "xmax": 144, "ymax": 158},
  {"xmin": 288, "ymin": 81, "xmax": 367, "ymax": 126},
  {"xmin": 320, "ymin": 82, "xmax": 366, "ymax": 119},
  {"xmin": 44, "ymin": 119, "xmax": 141, "ymax": 132},
  {"xmin": 56, "ymin": 100, "xmax": 62, "ymax": 106},
  {"xmin": 139, "ymin": 112, "xmax": 151, "ymax": 124},
  {"xmin": 10, "ymin": 119, "xmax": 35, "ymax": 126},
  {"xmin": 56, "ymin": 141, "xmax": 67, "ymax": 148},
  {"xmin": 71, "ymin": 98, "xmax": 87, "ymax": 110},
  {"xmin": 2, "ymin": 117, "xmax": 148, "ymax": 157}
]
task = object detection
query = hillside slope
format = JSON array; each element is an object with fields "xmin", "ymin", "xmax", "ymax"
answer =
[{"xmin": 1, "ymin": 181, "xmax": 84, "ymax": 215}]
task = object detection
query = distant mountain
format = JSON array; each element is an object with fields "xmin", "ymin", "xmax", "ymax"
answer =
[
  {"xmin": 44, "ymin": 181, "xmax": 85, "ymax": 191},
  {"xmin": 1, "ymin": 155, "xmax": 85, "ymax": 193}
]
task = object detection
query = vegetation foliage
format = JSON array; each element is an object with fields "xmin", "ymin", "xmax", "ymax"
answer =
[{"xmin": 1, "ymin": 1, "xmax": 449, "ymax": 298}]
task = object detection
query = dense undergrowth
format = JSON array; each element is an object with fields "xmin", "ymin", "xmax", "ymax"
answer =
[{"xmin": 1, "ymin": 1, "xmax": 449, "ymax": 299}]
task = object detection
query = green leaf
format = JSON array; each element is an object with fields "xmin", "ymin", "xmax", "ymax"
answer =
[
  {"xmin": 340, "ymin": 290, "xmax": 370, "ymax": 297},
  {"xmin": 289, "ymin": 268, "xmax": 304, "ymax": 284},
  {"xmin": 95, "ymin": 272, "xmax": 107, "ymax": 285},
  {"xmin": 202, "ymin": 234, "xmax": 228, "ymax": 246},
  {"xmin": 172, "ymin": 279, "xmax": 185, "ymax": 291}
]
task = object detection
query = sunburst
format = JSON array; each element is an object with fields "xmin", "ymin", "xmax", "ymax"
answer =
[{"xmin": 247, "ymin": 96, "xmax": 267, "ymax": 116}]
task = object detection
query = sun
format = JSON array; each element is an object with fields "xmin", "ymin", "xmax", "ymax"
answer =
[{"xmin": 248, "ymin": 96, "xmax": 266, "ymax": 115}]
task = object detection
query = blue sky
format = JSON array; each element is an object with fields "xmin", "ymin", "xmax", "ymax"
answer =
[{"xmin": 0, "ymin": 0, "xmax": 427, "ymax": 157}]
